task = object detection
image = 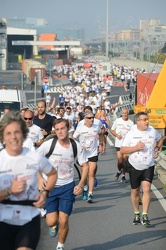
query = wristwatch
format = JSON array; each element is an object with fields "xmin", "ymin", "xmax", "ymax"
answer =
[
  {"xmin": 40, "ymin": 189, "xmax": 50, "ymax": 198},
  {"xmin": 6, "ymin": 187, "xmax": 12, "ymax": 196}
]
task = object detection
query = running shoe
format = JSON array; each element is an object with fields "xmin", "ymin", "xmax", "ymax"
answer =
[
  {"xmin": 133, "ymin": 213, "xmax": 141, "ymax": 225},
  {"xmin": 142, "ymin": 214, "xmax": 150, "ymax": 226},
  {"xmin": 94, "ymin": 178, "xmax": 98, "ymax": 187},
  {"xmin": 40, "ymin": 208, "xmax": 46, "ymax": 218},
  {"xmin": 82, "ymin": 185, "xmax": 88, "ymax": 200},
  {"xmin": 121, "ymin": 176, "xmax": 128, "ymax": 183},
  {"xmin": 87, "ymin": 194, "xmax": 93, "ymax": 203},
  {"xmin": 49, "ymin": 224, "xmax": 59, "ymax": 238},
  {"xmin": 114, "ymin": 171, "xmax": 121, "ymax": 180}
]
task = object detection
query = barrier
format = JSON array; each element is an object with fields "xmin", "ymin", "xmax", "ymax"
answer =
[
  {"xmin": 119, "ymin": 93, "xmax": 135, "ymax": 105},
  {"xmin": 49, "ymin": 86, "xmax": 68, "ymax": 93},
  {"xmin": 27, "ymin": 104, "xmax": 37, "ymax": 109},
  {"xmin": 155, "ymin": 152, "xmax": 166, "ymax": 185},
  {"xmin": 155, "ymin": 152, "xmax": 166, "ymax": 171},
  {"xmin": 113, "ymin": 103, "xmax": 134, "ymax": 120}
]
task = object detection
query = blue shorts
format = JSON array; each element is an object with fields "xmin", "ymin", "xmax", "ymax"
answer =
[{"xmin": 44, "ymin": 181, "xmax": 75, "ymax": 216}]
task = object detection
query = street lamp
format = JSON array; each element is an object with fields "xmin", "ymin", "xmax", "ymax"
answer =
[{"xmin": 106, "ymin": 0, "xmax": 109, "ymax": 60}]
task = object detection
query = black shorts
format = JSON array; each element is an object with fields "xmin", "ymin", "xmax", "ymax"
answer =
[
  {"xmin": 104, "ymin": 131, "xmax": 108, "ymax": 136},
  {"xmin": 88, "ymin": 155, "xmax": 98, "ymax": 162},
  {"xmin": 0, "ymin": 215, "xmax": 40, "ymax": 250},
  {"xmin": 129, "ymin": 166, "xmax": 154, "ymax": 189},
  {"xmin": 115, "ymin": 147, "xmax": 120, "ymax": 152}
]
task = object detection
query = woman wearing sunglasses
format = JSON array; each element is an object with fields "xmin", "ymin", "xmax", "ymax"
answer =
[
  {"xmin": 73, "ymin": 111, "xmax": 103, "ymax": 203},
  {"xmin": 23, "ymin": 109, "xmax": 44, "ymax": 148}
]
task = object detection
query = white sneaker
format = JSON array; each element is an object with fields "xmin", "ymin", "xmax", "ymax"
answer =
[{"xmin": 40, "ymin": 208, "xmax": 46, "ymax": 217}]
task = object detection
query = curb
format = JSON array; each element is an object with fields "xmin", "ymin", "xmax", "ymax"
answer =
[{"xmin": 155, "ymin": 164, "xmax": 166, "ymax": 186}]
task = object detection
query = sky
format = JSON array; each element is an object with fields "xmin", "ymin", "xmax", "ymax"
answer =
[{"xmin": 0, "ymin": 0, "xmax": 166, "ymax": 39}]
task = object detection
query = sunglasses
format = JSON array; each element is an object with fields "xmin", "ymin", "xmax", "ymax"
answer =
[
  {"xmin": 138, "ymin": 118, "xmax": 149, "ymax": 122},
  {"xmin": 24, "ymin": 117, "xmax": 33, "ymax": 120},
  {"xmin": 86, "ymin": 117, "xmax": 94, "ymax": 120}
]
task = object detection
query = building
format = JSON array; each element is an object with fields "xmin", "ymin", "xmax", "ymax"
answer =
[
  {"xmin": 140, "ymin": 19, "xmax": 160, "ymax": 30},
  {"xmin": 115, "ymin": 29, "xmax": 140, "ymax": 41}
]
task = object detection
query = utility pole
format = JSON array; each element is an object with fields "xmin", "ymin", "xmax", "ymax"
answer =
[
  {"xmin": 106, "ymin": 0, "xmax": 109, "ymax": 60},
  {"xmin": 34, "ymin": 76, "xmax": 36, "ymax": 105},
  {"xmin": 21, "ymin": 72, "xmax": 24, "ymax": 91}
]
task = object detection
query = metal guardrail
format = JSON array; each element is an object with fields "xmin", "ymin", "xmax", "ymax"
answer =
[
  {"xmin": 113, "ymin": 102, "xmax": 134, "ymax": 120},
  {"xmin": 27, "ymin": 104, "xmax": 37, "ymax": 109},
  {"xmin": 49, "ymin": 86, "xmax": 67, "ymax": 93},
  {"xmin": 155, "ymin": 152, "xmax": 166, "ymax": 171},
  {"xmin": 119, "ymin": 93, "xmax": 135, "ymax": 105}
]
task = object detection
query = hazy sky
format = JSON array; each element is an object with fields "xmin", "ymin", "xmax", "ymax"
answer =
[{"xmin": 0, "ymin": 0, "xmax": 166, "ymax": 39}]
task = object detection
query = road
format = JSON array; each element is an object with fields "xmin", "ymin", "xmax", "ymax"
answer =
[{"xmin": 37, "ymin": 139, "xmax": 166, "ymax": 250}]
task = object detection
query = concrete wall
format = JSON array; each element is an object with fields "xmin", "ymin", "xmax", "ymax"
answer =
[{"xmin": 110, "ymin": 57, "xmax": 163, "ymax": 73}]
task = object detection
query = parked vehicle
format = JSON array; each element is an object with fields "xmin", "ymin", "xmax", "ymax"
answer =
[{"xmin": 0, "ymin": 87, "xmax": 27, "ymax": 113}]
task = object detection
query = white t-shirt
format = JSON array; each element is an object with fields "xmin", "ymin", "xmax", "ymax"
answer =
[
  {"xmin": 121, "ymin": 125, "xmax": 161, "ymax": 170},
  {"xmin": 73, "ymin": 124, "xmax": 101, "ymax": 159},
  {"xmin": 111, "ymin": 117, "xmax": 134, "ymax": 147},
  {"xmin": 37, "ymin": 139, "xmax": 86, "ymax": 186},
  {"xmin": 23, "ymin": 138, "xmax": 35, "ymax": 151},
  {"xmin": 63, "ymin": 113, "xmax": 76, "ymax": 133},
  {"xmin": 0, "ymin": 148, "xmax": 52, "ymax": 225},
  {"xmin": 27, "ymin": 124, "xmax": 44, "ymax": 144},
  {"xmin": 84, "ymin": 98, "xmax": 91, "ymax": 106},
  {"xmin": 46, "ymin": 94, "xmax": 51, "ymax": 104}
]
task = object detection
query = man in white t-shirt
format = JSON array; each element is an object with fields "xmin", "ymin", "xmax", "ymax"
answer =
[
  {"xmin": 110, "ymin": 108, "xmax": 134, "ymax": 183},
  {"xmin": 120, "ymin": 112, "xmax": 163, "ymax": 226},
  {"xmin": 63, "ymin": 106, "xmax": 76, "ymax": 136},
  {"xmin": 46, "ymin": 93, "xmax": 51, "ymax": 108},
  {"xmin": 37, "ymin": 118, "xmax": 88, "ymax": 250},
  {"xmin": 23, "ymin": 110, "xmax": 44, "ymax": 148}
]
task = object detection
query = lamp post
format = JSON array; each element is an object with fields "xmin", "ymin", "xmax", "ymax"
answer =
[
  {"xmin": 106, "ymin": 0, "xmax": 109, "ymax": 60},
  {"xmin": 34, "ymin": 76, "xmax": 37, "ymax": 105}
]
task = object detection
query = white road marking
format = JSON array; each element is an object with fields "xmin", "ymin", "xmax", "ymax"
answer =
[
  {"xmin": 151, "ymin": 184, "xmax": 166, "ymax": 212},
  {"xmin": 107, "ymin": 136, "xmax": 114, "ymax": 146}
]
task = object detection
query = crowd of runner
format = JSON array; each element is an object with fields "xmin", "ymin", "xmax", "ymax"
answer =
[{"xmin": 1, "ymin": 60, "xmax": 156, "ymax": 250}]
